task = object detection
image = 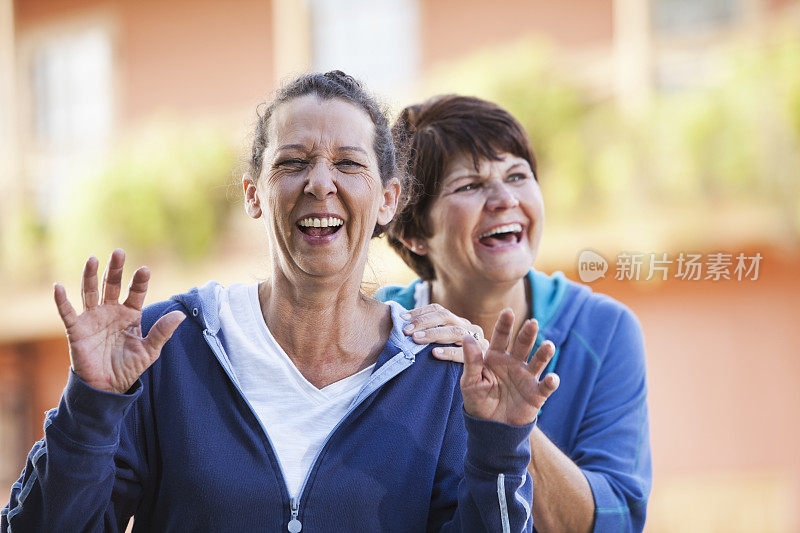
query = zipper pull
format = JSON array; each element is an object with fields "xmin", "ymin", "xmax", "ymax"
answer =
[{"xmin": 288, "ymin": 497, "xmax": 302, "ymax": 533}]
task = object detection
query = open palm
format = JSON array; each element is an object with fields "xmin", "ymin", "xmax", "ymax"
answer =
[
  {"xmin": 54, "ymin": 249, "xmax": 185, "ymax": 394},
  {"xmin": 460, "ymin": 309, "xmax": 559, "ymax": 426}
]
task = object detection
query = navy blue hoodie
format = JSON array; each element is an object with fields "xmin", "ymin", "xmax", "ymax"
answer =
[{"xmin": 3, "ymin": 282, "xmax": 535, "ymax": 532}]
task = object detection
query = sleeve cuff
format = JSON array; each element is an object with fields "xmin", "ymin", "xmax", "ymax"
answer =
[
  {"xmin": 464, "ymin": 410, "xmax": 534, "ymax": 474},
  {"xmin": 583, "ymin": 468, "xmax": 631, "ymax": 532},
  {"xmin": 51, "ymin": 369, "xmax": 142, "ymax": 446}
]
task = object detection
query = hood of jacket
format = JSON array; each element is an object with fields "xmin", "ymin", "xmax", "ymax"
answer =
[{"xmin": 169, "ymin": 281, "xmax": 430, "ymax": 365}]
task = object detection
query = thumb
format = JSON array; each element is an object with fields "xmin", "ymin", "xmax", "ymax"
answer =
[
  {"xmin": 537, "ymin": 373, "xmax": 560, "ymax": 406},
  {"xmin": 460, "ymin": 334, "xmax": 484, "ymax": 386},
  {"xmin": 143, "ymin": 310, "xmax": 186, "ymax": 357}
]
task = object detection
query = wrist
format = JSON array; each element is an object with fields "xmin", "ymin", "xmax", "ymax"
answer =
[
  {"xmin": 51, "ymin": 369, "xmax": 141, "ymax": 446},
  {"xmin": 464, "ymin": 410, "xmax": 534, "ymax": 474}
]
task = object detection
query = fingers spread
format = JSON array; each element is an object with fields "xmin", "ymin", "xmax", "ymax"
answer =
[
  {"xmin": 81, "ymin": 255, "xmax": 100, "ymax": 310},
  {"xmin": 529, "ymin": 340, "xmax": 555, "ymax": 379},
  {"xmin": 143, "ymin": 310, "xmax": 185, "ymax": 357},
  {"xmin": 487, "ymin": 308, "xmax": 515, "ymax": 354},
  {"xmin": 432, "ymin": 346, "xmax": 465, "ymax": 364},
  {"xmin": 460, "ymin": 334, "xmax": 484, "ymax": 385},
  {"xmin": 124, "ymin": 267, "xmax": 151, "ymax": 311},
  {"xmin": 101, "ymin": 249, "xmax": 126, "ymax": 305},
  {"xmin": 510, "ymin": 319, "xmax": 537, "ymax": 362},
  {"xmin": 54, "ymin": 283, "xmax": 78, "ymax": 329}
]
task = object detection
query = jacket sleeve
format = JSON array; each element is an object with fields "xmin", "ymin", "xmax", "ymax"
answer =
[
  {"xmin": 428, "ymin": 365, "xmax": 535, "ymax": 533},
  {"xmin": 575, "ymin": 307, "xmax": 652, "ymax": 532},
  {"xmin": 1, "ymin": 370, "xmax": 147, "ymax": 532}
]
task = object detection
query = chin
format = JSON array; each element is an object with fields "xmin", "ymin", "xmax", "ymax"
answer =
[
  {"xmin": 478, "ymin": 261, "xmax": 531, "ymax": 284},
  {"xmin": 291, "ymin": 253, "xmax": 349, "ymax": 279}
]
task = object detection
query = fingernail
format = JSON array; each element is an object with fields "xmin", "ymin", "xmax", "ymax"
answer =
[
  {"xmin": 403, "ymin": 323, "xmax": 415, "ymax": 333},
  {"xmin": 401, "ymin": 312, "xmax": 411, "ymax": 320},
  {"xmin": 433, "ymin": 348, "xmax": 443, "ymax": 355},
  {"xmin": 413, "ymin": 330, "xmax": 425, "ymax": 339}
]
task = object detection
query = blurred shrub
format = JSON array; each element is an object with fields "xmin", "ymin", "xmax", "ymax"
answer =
[
  {"xmin": 422, "ymin": 35, "xmax": 800, "ymax": 246},
  {"xmin": 50, "ymin": 123, "xmax": 238, "ymax": 269}
]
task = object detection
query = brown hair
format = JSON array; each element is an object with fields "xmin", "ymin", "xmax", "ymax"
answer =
[{"xmin": 387, "ymin": 95, "xmax": 537, "ymax": 280}]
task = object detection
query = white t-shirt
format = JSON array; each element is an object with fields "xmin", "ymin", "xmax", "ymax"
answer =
[
  {"xmin": 216, "ymin": 283, "xmax": 375, "ymax": 498},
  {"xmin": 414, "ymin": 280, "xmax": 431, "ymax": 308}
]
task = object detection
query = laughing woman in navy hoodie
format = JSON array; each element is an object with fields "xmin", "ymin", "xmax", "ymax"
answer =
[
  {"xmin": 376, "ymin": 95, "xmax": 652, "ymax": 532},
  {"xmin": 2, "ymin": 72, "xmax": 558, "ymax": 532}
]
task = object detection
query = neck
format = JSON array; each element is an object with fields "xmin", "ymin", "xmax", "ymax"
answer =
[
  {"xmin": 259, "ymin": 266, "xmax": 390, "ymax": 388},
  {"xmin": 430, "ymin": 274, "xmax": 530, "ymax": 342}
]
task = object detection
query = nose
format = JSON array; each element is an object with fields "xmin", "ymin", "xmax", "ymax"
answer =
[
  {"xmin": 304, "ymin": 160, "xmax": 337, "ymax": 199},
  {"xmin": 485, "ymin": 182, "xmax": 519, "ymax": 211}
]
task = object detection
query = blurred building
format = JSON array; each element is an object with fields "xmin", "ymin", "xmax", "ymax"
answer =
[{"xmin": 1, "ymin": 0, "xmax": 799, "ymax": 530}]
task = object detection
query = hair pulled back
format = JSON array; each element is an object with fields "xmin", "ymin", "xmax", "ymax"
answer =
[
  {"xmin": 248, "ymin": 70, "xmax": 399, "ymax": 186},
  {"xmin": 246, "ymin": 71, "xmax": 403, "ymax": 238}
]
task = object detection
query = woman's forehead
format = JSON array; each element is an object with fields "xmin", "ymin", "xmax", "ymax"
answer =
[{"xmin": 269, "ymin": 95, "xmax": 375, "ymax": 152}]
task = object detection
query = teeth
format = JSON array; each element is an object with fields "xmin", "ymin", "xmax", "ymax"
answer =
[
  {"xmin": 298, "ymin": 216, "xmax": 344, "ymax": 228},
  {"xmin": 479, "ymin": 223, "xmax": 523, "ymax": 239}
]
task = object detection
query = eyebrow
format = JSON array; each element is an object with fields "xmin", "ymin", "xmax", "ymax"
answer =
[
  {"xmin": 277, "ymin": 144, "xmax": 307, "ymax": 152},
  {"xmin": 445, "ymin": 161, "xmax": 527, "ymax": 183},
  {"xmin": 339, "ymin": 146, "xmax": 368, "ymax": 155}
]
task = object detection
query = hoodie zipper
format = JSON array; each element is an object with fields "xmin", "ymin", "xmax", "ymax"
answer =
[
  {"xmin": 202, "ymin": 329, "xmax": 417, "ymax": 532},
  {"xmin": 288, "ymin": 498, "xmax": 301, "ymax": 532}
]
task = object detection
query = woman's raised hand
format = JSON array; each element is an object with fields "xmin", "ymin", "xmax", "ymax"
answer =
[
  {"xmin": 460, "ymin": 309, "xmax": 559, "ymax": 426},
  {"xmin": 402, "ymin": 304, "xmax": 489, "ymax": 362},
  {"xmin": 53, "ymin": 249, "xmax": 185, "ymax": 394}
]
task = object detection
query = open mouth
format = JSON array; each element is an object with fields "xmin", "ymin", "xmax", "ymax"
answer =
[
  {"xmin": 477, "ymin": 223, "xmax": 523, "ymax": 248},
  {"xmin": 297, "ymin": 216, "xmax": 345, "ymax": 238}
]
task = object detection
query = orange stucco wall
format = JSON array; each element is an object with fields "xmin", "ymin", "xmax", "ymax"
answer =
[
  {"xmin": 15, "ymin": 0, "xmax": 274, "ymax": 127},
  {"xmin": 418, "ymin": 0, "xmax": 614, "ymax": 71}
]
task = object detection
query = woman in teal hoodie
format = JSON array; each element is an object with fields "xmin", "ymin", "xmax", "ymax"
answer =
[{"xmin": 375, "ymin": 95, "xmax": 652, "ymax": 532}]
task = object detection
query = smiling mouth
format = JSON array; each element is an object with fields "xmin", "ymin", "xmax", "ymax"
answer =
[
  {"xmin": 297, "ymin": 216, "xmax": 345, "ymax": 237},
  {"xmin": 477, "ymin": 223, "xmax": 523, "ymax": 248}
]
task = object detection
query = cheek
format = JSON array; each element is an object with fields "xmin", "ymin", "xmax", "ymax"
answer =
[
  {"xmin": 432, "ymin": 200, "xmax": 479, "ymax": 234},
  {"xmin": 427, "ymin": 202, "xmax": 479, "ymax": 253},
  {"xmin": 519, "ymin": 185, "xmax": 545, "ymax": 218}
]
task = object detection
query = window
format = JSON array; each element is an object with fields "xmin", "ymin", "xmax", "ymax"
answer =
[
  {"xmin": 309, "ymin": 0, "xmax": 419, "ymax": 95},
  {"xmin": 25, "ymin": 25, "xmax": 113, "ymax": 215},
  {"xmin": 652, "ymin": 0, "xmax": 741, "ymax": 33}
]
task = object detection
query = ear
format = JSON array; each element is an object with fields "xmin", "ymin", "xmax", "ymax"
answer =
[
  {"xmin": 243, "ymin": 174, "xmax": 262, "ymax": 219},
  {"xmin": 397, "ymin": 235, "xmax": 428, "ymax": 256},
  {"xmin": 376, "ymin": 178, "xmax": 401, "ymax": 226}
]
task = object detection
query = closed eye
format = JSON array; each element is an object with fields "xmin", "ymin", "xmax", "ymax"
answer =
[
  {"xmin": 335, "ymin": 159, "xmax": 364, "ymax": 169},
  {"xmin": 276, "ymin": 158, "xmax": 308, "ymax": 169}
]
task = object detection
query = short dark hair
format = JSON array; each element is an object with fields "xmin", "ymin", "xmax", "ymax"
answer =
[
  {"xmin": 387, "ymin": 95, "xmax": 537, "ymax": 280},
  {"xmin": 247, "ymin": 70, "xmax": 402, "ymax": 237}
]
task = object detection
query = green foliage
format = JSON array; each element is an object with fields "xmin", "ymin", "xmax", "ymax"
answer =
[
  {"xmin": 50, "ymin": 123, "xmax": 238, "ymax": 268},
  {"xmin": 423, "ymin": 35, "xmax": 800, "ymax": 245}
]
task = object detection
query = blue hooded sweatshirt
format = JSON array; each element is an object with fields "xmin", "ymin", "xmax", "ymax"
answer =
[
  {"xmin": 375, "ymin": 270, "xmax": 652, "ymax": 532},
  {"xmin": 3, "ymin": 282, "xmax": 537, "ymax": 532}
]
